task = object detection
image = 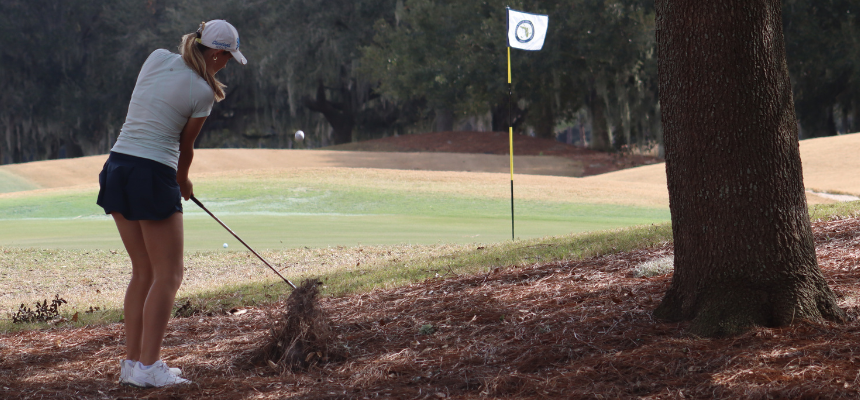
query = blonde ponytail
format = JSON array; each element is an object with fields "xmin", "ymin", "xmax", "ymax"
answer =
[{"xmin": 179, "ymin": 24, "xmax": 226, "ymax": 102}]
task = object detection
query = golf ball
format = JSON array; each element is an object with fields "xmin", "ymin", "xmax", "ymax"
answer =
[
  {"xmin": 223, "ymin": 243, "xmax": 228, "ymax": 248},
  {"xmin": 295, "ymin": 130, "xmax": 305, "ymax": 141}
]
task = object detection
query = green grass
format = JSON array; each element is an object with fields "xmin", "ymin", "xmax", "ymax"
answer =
[
  {"xmin": 0, "ymin": 223, "xmax": 674, "ymax": 332},
  {"xmin": 5, "ymin": 163, "xmax": 858, "ymax": 333},
  {"xmin": 0, "ymin": 169, "xmax": 669, "ymax": 331},
  {"xmin": 192, "ymin": 223, "xmax": 675, "ymax": 304},
  {"xmin": 319, "ymin": 223, "xmax": 674, "ymax": 297},
  {"xmin": 0, "ymin": 174, "xmax": 670, "ymax": 250},
  {"xmin": 809, "ymin": 201, "xmax": 860, "ymax": 221},
  {"xmin": 0, "ymin": 170, "xmax": 39, "ymax": 193},
  {"xmin": 3, "ymin": 201, "xmax": 860, "ymax": 333}
]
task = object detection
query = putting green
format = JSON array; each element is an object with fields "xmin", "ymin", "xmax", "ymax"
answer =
[
  {"xmin": 0, "ymin": 170, "xmax": 669, "ymax": 250},
  {"xmin": 2, "ymin": 212, "xmax": 666, "ymax": 250}
]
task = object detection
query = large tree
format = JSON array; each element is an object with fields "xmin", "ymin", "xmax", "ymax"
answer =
[{"xmin": 653, "ymin": 0, "xmax": 845, "ymax": 336}]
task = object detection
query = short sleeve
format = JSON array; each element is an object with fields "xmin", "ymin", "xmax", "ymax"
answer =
[
  {"xmin": 191, "ymin": 98, "xmax": 214, "ymax": 118},
  {"xmin": 189, "ymin": 80, "xmax": 215, "ymax": 118}
]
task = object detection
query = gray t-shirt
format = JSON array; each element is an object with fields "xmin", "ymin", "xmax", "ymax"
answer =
[{"xmin": 111, "ymin": 49, "xmax": 214, "ymax": 170}]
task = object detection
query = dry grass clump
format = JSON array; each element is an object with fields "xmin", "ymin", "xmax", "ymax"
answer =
[
  {"xmin": 250, "ymin": 279, "xmax": 344, "ymax": 372},
  {"xmin": 633, "ymin": 255, "xmax": 674, "ymax": 277}
]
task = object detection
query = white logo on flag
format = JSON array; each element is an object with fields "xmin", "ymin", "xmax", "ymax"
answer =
[{"xmin": 507, "ymin": 8, "xmax": 548, "ymax": 51}]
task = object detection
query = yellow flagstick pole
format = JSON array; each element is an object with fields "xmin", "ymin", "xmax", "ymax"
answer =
[{"xmin": 508, "ymin": 46, "xmax": 514, "ymax": 241}]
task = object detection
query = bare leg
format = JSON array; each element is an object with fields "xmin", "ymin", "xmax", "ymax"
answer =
[
  {"xmin": 137, "ymin": 212, "xmax": 184, "ymax": 365},
  {"xmin": 112, "ymin": 211, "xmax": 184, "ymax": 365},
  {"xmin": 112, "ymin": 213, "xmax": 153, "ymax": 362}
]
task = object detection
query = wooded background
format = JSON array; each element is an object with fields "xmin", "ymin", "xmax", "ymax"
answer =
[{"xmin": 0, "ymin": 0, "xmax": 856, "ymax": 164}]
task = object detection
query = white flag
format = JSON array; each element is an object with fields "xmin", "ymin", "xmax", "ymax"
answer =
[{"xmin": 507, "ymin": 8, "xmax": 548, "ymax": 51}]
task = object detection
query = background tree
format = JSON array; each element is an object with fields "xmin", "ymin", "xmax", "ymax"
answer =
[
  {"xmin": 564, "ymin": 0, "xmax": 659, "ymax": 151},
  {"xmin": 0, "ymin": 0, "xmax": 857, "ymax": 163},
  {"xmin": 360, "ymin": 0, "xmax": 513, "ymax": 133},
  {"xmin": 0, "ymin": 0, "xmax": 156, "ymax": 163},
  {"xmin": 784, "ymin": 0, "xmax": 860, "ymax": 138},
  {"xmin": 360, "ymin": 0, "xmax": 659, "ymax": 147},
  {"xmin": 162, "ymin": 0, "xmax": 400, "ymax": 146},
  {"xmin": 653, "ymin": 0, "xmax": 845, "ymax": 336}
]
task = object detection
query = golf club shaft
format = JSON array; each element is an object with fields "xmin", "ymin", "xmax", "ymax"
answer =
[{"xmin": 190, "ymin": 195, "xmax": 297, "ymax": 289}]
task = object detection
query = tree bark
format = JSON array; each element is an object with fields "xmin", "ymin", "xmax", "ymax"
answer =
[
  {"xmin": 303, "ymin": 80, "xmax": 354, "ymax": 145},
  {"xmin": 434, "ymin": 108, "xmax": 454, "ymax": 132},
  {"xmin": 532, "ymin": 100, "xmax": 555, "ymax": 139},
  {"xmin": 653, "ymin": 0, "xmax": 845, "ymax": 336},
  {"xmin": 588, "ymin": 87, "xmax": 612, "ymax": 152}
]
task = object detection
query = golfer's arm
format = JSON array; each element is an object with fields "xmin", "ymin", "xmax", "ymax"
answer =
[{"xmin": 177, "ymin": 116, "xmax": 207, "ymax": 183}]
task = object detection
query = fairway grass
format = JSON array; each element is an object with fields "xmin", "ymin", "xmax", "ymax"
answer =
[
  {"xmin": 0, "ymin": 212, "xmax": 663, "ymax": 250},
  {"xmin": 0, "ymin": 170, "xmax": 38, "ymax": 193},
  {"xmin": 0, "ymin": 168, "xmax": 670, "ymax": 250},
  {"xmin": 0, "ymin": 223, "xmax": 674, "ymax": 331},
  {"xmin": 4, "ymin": 200, "xmax": 860, "ymax": 332},
  {"xmin": 5, "ymin": 160, "xmax": 858, "ymax": 332},
  {"xmin": 1, "ymin": 166, "xmax": 672, "ymax": 330}
]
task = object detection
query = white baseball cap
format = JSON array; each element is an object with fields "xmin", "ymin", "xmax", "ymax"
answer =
[{"xmin": 197, "ymin": 20, "xmax": 247, "ymax": 65}]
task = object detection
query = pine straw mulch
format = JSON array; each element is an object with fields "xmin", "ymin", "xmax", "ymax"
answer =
[{"xmin": 3, "ymin": 217, "xmax": 860, "ymax": 399}]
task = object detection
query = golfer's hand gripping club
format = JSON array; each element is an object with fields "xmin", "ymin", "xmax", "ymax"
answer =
[{"xmin": 191, "ymin": 195, "xmax": 297, "ymax": 290}]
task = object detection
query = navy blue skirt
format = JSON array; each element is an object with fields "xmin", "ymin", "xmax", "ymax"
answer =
[{"xmin": 97, "ymin": 152, "xmax": 182, "ymax": 221}]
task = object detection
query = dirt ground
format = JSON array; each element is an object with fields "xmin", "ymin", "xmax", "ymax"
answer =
[
  {"xmin": 328, "ymin": 131, "xmax": 661, "ymax": 176},
  {"xmin": 3, "ymin": 217, "xmax": 860, "ymax": 399}
]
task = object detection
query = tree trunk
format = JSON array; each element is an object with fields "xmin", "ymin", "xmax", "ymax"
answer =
[
  {"xmin": 532, "ymin": 100, "xmax": 555, "ymax": 139},
  {"xmin": 303, "ymin": 80, "xmax": 354, "ymax": 145},
  {"xmin": 653, "ymin": 0, "xmax": 845, "ymax": 337},
  {"xmin": 588, "ymin": 87, "xmax": 612, "ymax": 152},
  {"xmin": 434, "ymin": 108, "xmax": 454, "ymax": 132},
  {"xmin": 653, "ymin": 101, "xmax": 665, "ymax": 158},
  {"xmin": 852, "ymin": 103, "xmax": 860, "ymax": 134}
]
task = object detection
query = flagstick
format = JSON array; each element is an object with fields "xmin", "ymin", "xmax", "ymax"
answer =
[
  {"xmin": 506, "ymin": 6, "xmax": 547, "ymax": 241},
  {"xmin": 507, "ymin": 46, "xmax": 515, "ymax": 241}
]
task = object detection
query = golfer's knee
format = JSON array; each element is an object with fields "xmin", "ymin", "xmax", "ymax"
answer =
[
  {"xmin": 130, "ymin": 267, "xmax": 154, "ymax": 284},
  {"xmin": 154, "ymin": 267, "xmax": 184, "ymax": 291}
]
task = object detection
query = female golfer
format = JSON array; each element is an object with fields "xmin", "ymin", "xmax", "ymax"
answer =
[{"xmin": 97, "ymin": 20, "xmax": 246, "ymax": 388}]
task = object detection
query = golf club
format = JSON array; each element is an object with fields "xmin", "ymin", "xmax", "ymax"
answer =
[{"xmin": 190, "ymin": 195, "xmax": 297, "ymax": 290}]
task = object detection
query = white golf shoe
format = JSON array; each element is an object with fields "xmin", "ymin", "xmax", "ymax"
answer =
[
  {"xmin": 125, "ymin": 360, "xmax": 191, "ymax": 388},
  {"xmin": 119, "ymin": 360, "xmax": 182, "ymax": 385}
]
